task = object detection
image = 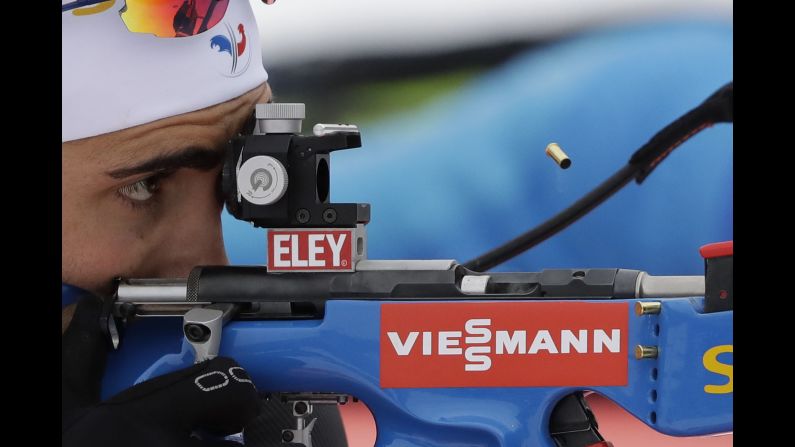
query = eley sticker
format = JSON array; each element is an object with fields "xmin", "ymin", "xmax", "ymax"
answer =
[
  {"xmin": 381, "ymin": 302, "xmax": 628, "ymax": 388},
  {"xmin": 268, "ymin": 229, "xmax": 353, "ymax": 272}
]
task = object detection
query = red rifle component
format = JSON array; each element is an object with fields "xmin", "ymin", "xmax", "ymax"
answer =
[
  {"xmin": 268, "ymin": 228, "xmax": 354, "ymax": 272},
  {"xmin": 699, "ymin": 241, "xmax": 733, "ymax": 259},
  {"xmin": 381, "ymin": 301, "xmax": 629, "ymax": 388}
]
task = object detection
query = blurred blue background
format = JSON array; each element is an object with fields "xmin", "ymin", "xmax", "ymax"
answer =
[{"xmin": 225, "ymin": 1, "xmax": 732, "ymax": 275}]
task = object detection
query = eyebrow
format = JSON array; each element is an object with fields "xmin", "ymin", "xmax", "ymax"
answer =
[{"xmin": 106, "ymin": 146, "xmax": 226, "ymax": 179}]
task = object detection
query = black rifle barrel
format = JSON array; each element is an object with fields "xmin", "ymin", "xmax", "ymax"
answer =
[{"xmin": 116, "ymin": 266, "xmax": 704, "ymax": 303}]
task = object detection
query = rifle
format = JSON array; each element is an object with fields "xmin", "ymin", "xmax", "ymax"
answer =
[{"xmin": 99, "ymin": 83, "xmax": 733, "ymax": 447}]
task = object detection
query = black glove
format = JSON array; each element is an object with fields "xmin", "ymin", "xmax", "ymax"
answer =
[{"xmin": 62, "ymin": 293, "xmax": 260, "ymax": 447}]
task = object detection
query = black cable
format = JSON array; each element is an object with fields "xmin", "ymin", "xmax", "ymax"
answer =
[{"xmin": 464, "ymin": 82, "xmax": 732, "ymax": 272}]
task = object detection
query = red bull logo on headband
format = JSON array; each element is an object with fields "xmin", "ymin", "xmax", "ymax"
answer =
[{"xmin": 210, "ymin": 23, "xmax": 250, "ymax": 77}]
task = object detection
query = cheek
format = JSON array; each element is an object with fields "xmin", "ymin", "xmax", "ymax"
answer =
[
  {"xmin": 62, "ymin": 168, "xmax": 226, "ymax": 291},
  {"xmin": 62, "ymin": 184, "xmax": 155, "ymax": 292}
]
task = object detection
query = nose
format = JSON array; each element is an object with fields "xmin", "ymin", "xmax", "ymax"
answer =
[{"xmin": 150, "ymin": 171, "xmax": 229, "ymax": 277}]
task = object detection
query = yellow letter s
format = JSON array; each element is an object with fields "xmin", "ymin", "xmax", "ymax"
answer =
[{"xmin": 703, "ymin": 345, "xmax": 733, "ymax": 394}]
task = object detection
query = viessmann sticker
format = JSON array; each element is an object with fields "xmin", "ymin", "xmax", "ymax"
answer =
[{"xmin": 380, "ymin": 302, "xmax": 629, "ymax": 388}]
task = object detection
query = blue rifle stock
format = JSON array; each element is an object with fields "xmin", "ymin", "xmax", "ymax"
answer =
[{"xmin": 102, "ymin": 265, "xmax": 732, "ymax": 446}]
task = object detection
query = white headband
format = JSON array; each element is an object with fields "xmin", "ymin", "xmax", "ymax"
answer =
[{"xmin": 62, "ymin": 0, "xmax": 268, "ymax": 142}]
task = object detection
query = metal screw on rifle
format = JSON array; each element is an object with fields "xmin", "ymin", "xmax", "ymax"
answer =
[
  {"xmin": 635, "ymin": 301, "xmax": 662, "ymax": 316},
  {"xmin": 635, "ymin": 345, "xmax": 659, "ymax": 359},
  {"xmin": 296, "ymin": 208, "xmax": 310, "ymax": 224},
  {"xmin": 294, "ymin": 401, "xmax": 309, "ymax": 415},
  {"xmin": 281, "ymin": 430, "xmax": 294, "ymax": 442},
  {"xmin": 323, "ymin": 208, "xmax": 337, "ymax": 223},
  {"xmin": 185, "ymin": 324, "xmax": 210, "ymax": 343}
]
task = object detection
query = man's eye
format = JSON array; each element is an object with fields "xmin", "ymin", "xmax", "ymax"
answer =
[{"xmin": 118, "ymin": 176, "xmax": 162, "ymax": 203}]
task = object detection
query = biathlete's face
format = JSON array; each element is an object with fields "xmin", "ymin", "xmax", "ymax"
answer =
[{"xmin": 62, "ymin": 82, "xmax": 272, "ymax": 297}]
